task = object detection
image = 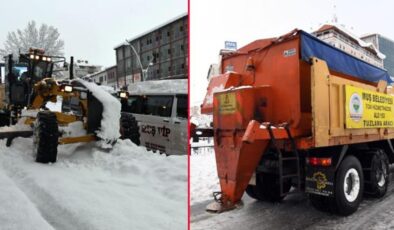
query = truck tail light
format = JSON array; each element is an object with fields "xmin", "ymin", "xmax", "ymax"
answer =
[{"xmin": 307, "ymin": 157, "xmax": 332, "ymax": 167}]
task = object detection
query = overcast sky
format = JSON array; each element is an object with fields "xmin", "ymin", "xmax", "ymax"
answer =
[
  {"xmin": 190, "ymin": 0, "xmax": 394, "ymax": 105},
  {"xmin": 0, "ymin": 0, "xmax": 186, "ymax": 68}
]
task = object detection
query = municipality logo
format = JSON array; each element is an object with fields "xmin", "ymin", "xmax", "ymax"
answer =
[{"xmin": 349, "ymin": 93, "xmax": 363, "ymax": 122}]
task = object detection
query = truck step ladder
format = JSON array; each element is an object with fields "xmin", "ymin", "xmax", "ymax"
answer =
[{"xmin": 266, "ymin": 123, "xmax": 301, "ymax": 196}]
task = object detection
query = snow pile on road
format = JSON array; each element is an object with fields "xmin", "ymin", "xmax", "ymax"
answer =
[
  {"xmin": 0, "ymin": 168, "xmax": 54, "ymax": 230},
  {"xmin": 77, "ymin": 79, "xmax": 121, "ymax": 146},
  {"xmin": 127, "ymin": 79, "xmax": 187, "ymax": 94},
  {"xmin": 0, "ymin": 117, "xmax": 32, "ymax": 132},
  {"xmin": 0, "ymin": 138, "xmax": 187, "ymax": 229},
  {"xmin": 191, "ymin": 148, "xmax": 220, "ymax": 204}
]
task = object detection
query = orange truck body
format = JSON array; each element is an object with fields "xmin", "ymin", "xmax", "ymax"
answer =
[{"xmin": 201, "ymin": 29, "xmax": 394, "ymax": 208}]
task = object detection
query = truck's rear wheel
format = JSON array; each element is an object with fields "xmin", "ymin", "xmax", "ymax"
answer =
[
  {"xmin": 245, "ymin": 173, "xmax": 291, "ymax": 202},
  {"xmin": 332, "ymin": 155, "xmax": 364, "ymax": 216},
  {"xmin": 363, "ymin": 149, "xmax": 389, "ymax": 198},
  {"xmin": 120, "ymin": 112, "xmax": 140, "ymax": 145},
  {"xmin": 33, "ymin": 111, "xmax": 59, "ymax": 163}
]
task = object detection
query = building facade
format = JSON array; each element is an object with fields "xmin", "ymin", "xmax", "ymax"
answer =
[
  {"xmin": 89, "ymin": 65, "xmax": 118, "ymax": 88},
  {"xmin": 313, "ymin": 25, "xmax": 384, "ymax": 68},
  {"xmin": 74, "ymin": 60, "xmax": 102, "ymax": 79},
  {"xmin": 114, "ymin": 13, "xmax": 188, "ymax": 87},
  {"xmin": 89, "ymin": 69, "xmax": 107, "ymax": 85},
  {"xmin": 361, "ymin": 34, "xmax": 394, "ymax": 77}
]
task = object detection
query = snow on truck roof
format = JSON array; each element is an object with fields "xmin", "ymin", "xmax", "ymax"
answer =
[{"xmin": 127, "ymin": 79, "xmax": 187, "ymax": 95}]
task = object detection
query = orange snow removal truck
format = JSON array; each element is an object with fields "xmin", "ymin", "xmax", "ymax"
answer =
[{"xmin": 202, "ymin": 29, "xmax": 394, "ymax": 216}]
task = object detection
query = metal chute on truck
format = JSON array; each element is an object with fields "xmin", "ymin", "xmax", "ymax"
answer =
[{"xmin": 202, "ymin": 29, "xmax": 394, "ymax": 215}]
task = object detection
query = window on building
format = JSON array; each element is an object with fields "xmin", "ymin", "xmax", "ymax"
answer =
[
  {"xmin": 180, "ymin": 26, "xmax": 183, "ymax": 32},
  {"xmin": 117, "ymin": 48, "xmax": 124, "ymax": 61},
  {"xmin": 167, "ymin": 31, "xmax": 171, "ymax": 37},
  {"xmin": 168, "ymin": 49, "xmax": 171, "ymax": 54}
]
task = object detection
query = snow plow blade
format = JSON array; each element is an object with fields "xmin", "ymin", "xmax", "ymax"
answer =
[{"xmin": 0, "ymin": 131, "xmax": 33, "ymax": 147}]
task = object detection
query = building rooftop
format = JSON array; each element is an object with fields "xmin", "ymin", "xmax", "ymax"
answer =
[
  {"xmin": 114, "ymin": 12, "xmax": 188, "ymax": 49},
  {"xmin": 88, "ymin": 65, "xmax": 117, "ymax": 77},
  {"xmin": 315, "ymin": 24, "xmax": 386, "ymax": 59},
  {"xmin": 361, "ymin": 33, "xmax": 394, "ymax": 44}
]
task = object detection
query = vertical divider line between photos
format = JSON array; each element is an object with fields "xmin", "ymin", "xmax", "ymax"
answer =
[{"xmin": 187, "ymin": 0, "xmax": 191, "ymax": 229}]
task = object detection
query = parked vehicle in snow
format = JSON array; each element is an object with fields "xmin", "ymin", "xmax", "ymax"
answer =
[
  {"xmin": 202, "ymin": 29, "xmax": 393, "ymax": 216},
  {"xmin": 118, "ymin": 79, "xmax": 187, "ymax": 155}
]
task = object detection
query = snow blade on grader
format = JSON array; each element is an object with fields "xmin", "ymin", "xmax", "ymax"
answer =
[{"xmin": 0, "ymin": 131, "xmax": 33, "ymax": 147}]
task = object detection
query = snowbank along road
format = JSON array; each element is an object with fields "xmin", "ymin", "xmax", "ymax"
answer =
[
  {"xmin": 0, "ymin": 138, "xmax": 187, "ymax": 230},
  {"xmin": 191, "ymin": 149, "xmax": 394, "ymax": 230}
]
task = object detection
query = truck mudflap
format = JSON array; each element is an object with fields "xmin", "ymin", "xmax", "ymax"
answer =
[{"xmin": 305, "ymin": 167, "xmax": 335, "ymax": 197}]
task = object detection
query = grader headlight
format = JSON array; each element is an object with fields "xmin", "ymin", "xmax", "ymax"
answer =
[
  {"xmin": 64, "ymin": 85, "xmax": 73, "ymax": 92},
  {"xmin": 120, "ymin": 92, "xmax": 128, "ymax": 99}
]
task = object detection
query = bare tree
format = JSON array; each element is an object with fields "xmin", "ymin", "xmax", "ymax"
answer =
[{"xmin": 0, "ymin": 21, "xmax": 64, "ymax": 57}]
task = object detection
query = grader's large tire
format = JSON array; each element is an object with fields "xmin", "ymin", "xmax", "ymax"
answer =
[
  {"xmin": 33, "ymin": 111, "xmax": 59, "ymax": 163},
  {"xmin": 245, "ymin": 173, "xmax": 291, "ymax": 202},
  {"xmin": 362, "ymin": 149, "xmax": 389, "ymax": 198},
  {"xmin": 120, "ymin": 112, "xmax": 140, "ymax": 145},
  {"xmin": 332, "ymin": 155, "xmax": 364, "ymax": 216}
]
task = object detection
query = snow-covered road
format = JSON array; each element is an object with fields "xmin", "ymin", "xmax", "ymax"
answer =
[
  {"xmin": 0, "ymin": 138, "xmax": 187, "ymax": 230},
  {"xmin": 191, "ymin": 149, "xmax": 394, "ymax": 230}
]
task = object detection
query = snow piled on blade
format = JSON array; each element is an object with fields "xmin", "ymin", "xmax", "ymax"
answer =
[
  {"xmin": 0, "ymin": 138, "xmax": 187, "ymax": 229},
  {"xmin": 76, "ymin": 79, "xmax": 121, "ymax": 146}
]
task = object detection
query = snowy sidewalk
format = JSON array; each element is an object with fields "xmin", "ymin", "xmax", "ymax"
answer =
[
  {"xmin": 0, "ymin": 138, "xmax": 187, "ymax": 230},
  {"xmin": 190, "ymin": 147, "xmax": 219, "ymax": 205}
]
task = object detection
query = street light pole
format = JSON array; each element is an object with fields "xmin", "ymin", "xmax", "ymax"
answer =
[{"xmin": 126, "ymin": 40, "xmax": 153, "ymax": 81}]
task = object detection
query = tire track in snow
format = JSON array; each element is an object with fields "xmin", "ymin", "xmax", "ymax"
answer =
[
  {"xmin": 0, "ymin": 156, "xmax": 96, "ymax": 230},
  {"xmin": 0, "ymin": 166, "xmax": 55, "ymax": 230}
]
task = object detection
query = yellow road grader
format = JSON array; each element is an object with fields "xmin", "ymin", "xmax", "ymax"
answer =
[{"xmin": 0, "ymin": 48, "xmax": 138, "ymax": 163}]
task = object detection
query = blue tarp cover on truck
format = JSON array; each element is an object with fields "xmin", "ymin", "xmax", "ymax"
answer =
[{"xmin": 300, "ymin": 31, "xmax": 392, "ymax": 83}]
